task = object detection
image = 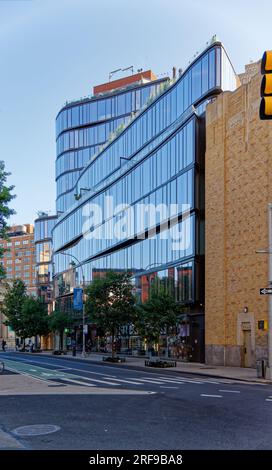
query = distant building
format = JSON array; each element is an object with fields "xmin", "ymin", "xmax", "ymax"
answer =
[
  {"xmin": 34, "ymin": 213, "xmax": 58, "ymax": 350},
  {"xmin": 0, "ymin": 224, "xmax": 36, "ymax": 347}
]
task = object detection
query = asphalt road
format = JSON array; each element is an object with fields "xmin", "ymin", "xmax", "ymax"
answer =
[{"xmin": 0, "ymin": 352, "xmax": 272, "ymax": 450}]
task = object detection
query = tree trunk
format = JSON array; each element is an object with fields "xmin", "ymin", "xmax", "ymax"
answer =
[
  {"xmin": 112, "ymin": 329, "xmax": 115, "ymax": 358},
  {"xmin": 60, "ymin": 331, "xmax": 63, "ymax": 351}
]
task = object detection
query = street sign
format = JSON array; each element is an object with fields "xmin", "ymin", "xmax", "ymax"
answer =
[
  {"xmin": 73, "ymin": 288, "xmax": 83, "ymax": 310},
  {"xmin": 260, "ymin": 287, "xmax": 272, "ymax": 295},
  {"xmin": 83, "ymin": 324, "xmax": 88, "ymax": 334}
]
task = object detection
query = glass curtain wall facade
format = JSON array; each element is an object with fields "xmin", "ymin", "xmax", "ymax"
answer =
[
  {"xmin": 52, "ymin": 41, "xmax": 237, "ymax": 362},
  {"xmin": 35, "ymin": 215, "xmax": 57, "ymax": 307},
  {"xmin": 56, "ymin": 78, "xmax": 169, "ymax": 213}
]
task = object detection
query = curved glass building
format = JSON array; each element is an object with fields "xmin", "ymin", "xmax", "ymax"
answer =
[
  {"xmin": 56, "ymin": 71, "xmax": 169, "ymax": 213},
  {"xmin": 52, "ymin": 40, "xmax": 237, "ymax": 361}
]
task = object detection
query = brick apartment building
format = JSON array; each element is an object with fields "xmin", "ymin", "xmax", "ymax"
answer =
[{"xmin": 0, "ymin": 224, "xmax": 36, "ymax": 346}]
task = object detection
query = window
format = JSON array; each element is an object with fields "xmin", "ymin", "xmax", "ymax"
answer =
[
  {"xmin": 24, "ymin": 265, "xmax": 30, "ymax": 270},
  {"xmin": 7, "ymin": 242, "xmax": 12, "ymax": 247},
  {"xmin": 15, "ymin": 259, "xmax": 21, "ymax": 264},
  {"xmin": 15, "ymin": 241, "xmax": 20, "ymax": 246},
  {"xmin": 23, "ymin": 240, "xmax": 29, "ymax": 245},
  {"xmin": 6, "ymin": 260, "xmax": 12, "ymax": 265}
]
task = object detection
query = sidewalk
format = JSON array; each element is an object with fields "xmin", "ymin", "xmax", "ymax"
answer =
[{"xmin": 31, "ymin": 350, "xmax": 271, "ymax": 384}]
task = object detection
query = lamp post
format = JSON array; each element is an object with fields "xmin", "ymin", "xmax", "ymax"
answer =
[{"xmin": 58, "ymin": 252, "xmax": 86, "ymax": 358}]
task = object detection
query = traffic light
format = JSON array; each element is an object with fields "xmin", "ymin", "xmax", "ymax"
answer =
[{"xmin": 260, "ymin": 50, "xmax": 272, "ymax": 120}]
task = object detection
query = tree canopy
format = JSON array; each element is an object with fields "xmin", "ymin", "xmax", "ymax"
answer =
[
  {"xmin": 49, "ymin": 310, "xmax": 72, "ymax": 350},
  {"xmin": 2, "ymin": 279, "xmax": 27, "ymax": 335},
  {"xmin": 3, "ymin": 280, "xmax": 49, "ymax": 340},
  {"xmin": 135, "ymin": 291, "xmax": 179, "ymax": 350},
  {"xmin": 85, "ymin": 271, "xmax": 136, "ymax": 355}
]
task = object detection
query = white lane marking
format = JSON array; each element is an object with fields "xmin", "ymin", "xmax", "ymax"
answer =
[
  {"xmin": 201, "ymin": 394, "xmax": 222, "ymax": 398},
  {"xmin": 72, "ymin": 376, "xmax": 121, "ymax": 386},
  {"xmin": 265, "ymin": 399, "xmax": 272, "ymax": 402},
  {"xmin": 135, "ymin": 378, "xmax": 166, "ymax": 385},
  {"xmin": 61, "ymin": 377, "xmax": 95, "ymax": 387},
  {"xmin": 219, "ymin": 390, "xmax": 241, "ymax": 394},
  {"xmin": 153, "ymin": 378, "xmax": 185, "ymax": 384},
  {"xmin": 29, "ymin": 369, "xmax": 37, "ymax": 372},
  {"xmin": 167, "ymin": 378, "xmax": 204, "ymax": 384},
  {"xmin": 101, "ymin": 378, "xmax": 143, "ymax": 385},
  {"xmin": 160, "ymin": 386, "xmax": 179, "ymax": 389}
]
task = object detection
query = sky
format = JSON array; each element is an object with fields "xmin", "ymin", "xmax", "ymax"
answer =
[{"xmin": 1, "ymin": 0, "xmax": 271, "ymax": 225}]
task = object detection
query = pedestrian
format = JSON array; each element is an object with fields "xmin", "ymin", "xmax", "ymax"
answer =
[{"xmin": 1, "ymin": 339, "xmax": 7, "ymax": 352}]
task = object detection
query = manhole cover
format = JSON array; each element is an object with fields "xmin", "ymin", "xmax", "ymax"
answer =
[{"xmin": 12, "ymin": 425, "xmax": 60, "ymax": 437}]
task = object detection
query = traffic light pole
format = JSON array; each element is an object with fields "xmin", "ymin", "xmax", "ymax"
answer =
[{"xmin": 268, "ymin": 203, "xmax": 272, "ymax": 380}]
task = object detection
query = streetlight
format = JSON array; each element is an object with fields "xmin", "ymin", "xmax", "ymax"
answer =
[{"xmin": 57, "ymin": 251, "xmax": 86, "ymax": 358}]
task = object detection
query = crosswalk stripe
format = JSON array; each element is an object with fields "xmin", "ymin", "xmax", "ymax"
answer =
[
  {"xmin": 61, "ymin": 377, "xmax": 95, "ymax": 387},
  {"xmin": 130, "ymin": 378, "xmax": 166, "ymax": 385},
  {"xmin": 71, "ymin": 376, "xmax": 121, "ymax": 386},
  {"xmin": 201, "ymin": 394, "xmax": 222, "ymax": 398},
  {"xmin": 102, "ymin": 378, "xmax": 143, "ymax": 385},
  {"xmin": 152, "ymin": 378, "xmax": 185, "ymax": 384}
]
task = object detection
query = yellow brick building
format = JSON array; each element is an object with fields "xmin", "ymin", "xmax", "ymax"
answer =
[{"xmin": 205, "ymin": 61, "xmax": 272, "ymax": 367}]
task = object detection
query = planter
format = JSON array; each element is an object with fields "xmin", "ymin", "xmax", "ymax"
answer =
[
  {"xmin": 145, "ymin": 359, "xmax": 176, "ymax": 368},
  {"xmin": 102, "ymin": 356, "xmax": 126, "ymax": 363},
  {"xmin": 52, "ymin": 350, "xmax": 67, "ymax": 355}
]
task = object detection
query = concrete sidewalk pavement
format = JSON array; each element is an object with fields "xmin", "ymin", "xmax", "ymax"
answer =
[{"xmin": 27, "ymin": 350, "xmax": 270, "ymax": 383}]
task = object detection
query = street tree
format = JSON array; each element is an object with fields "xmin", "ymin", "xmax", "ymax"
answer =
[
  {"xmin": 49, "ymin": 310, "xmax": 71, "ymax": 351},
  {"xmin": 20, "ymin": 297, "xmax": 50, "ymax": 344},
  {"xmin": 135, "ymin": 291, "xmax": 179, "ymax": 356},
  {"xmin": 85, "ymin": 271, "xmax": 136, "ymax": 357},
  {"xmin": 0, "ymin": 161, "xmax": 15, "ymax": 278},
  {"xmin": 2, "ymin": 279, "xmax": 27, "ymax": 340}
]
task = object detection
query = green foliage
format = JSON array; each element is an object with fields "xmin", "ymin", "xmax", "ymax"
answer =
[
  {"xmin": 135, "ymin": 291, "xmax": 179, "ymax": 347},
  {"xmin": 85, "ymin": 271, "xmax": 136, "ymax": 355},
  {"xmin": 49, "ymin": 310, "xmax": 73, "ymax": 351},
  {"xmin": 0, "ymin": 161, "xmax": 15, "ymax": 278},
  {"xmin": 49, "ymin": 310, "xmax": 71, "ymax": 334},
  {"xmin": 20, "ymin": 297, "xmax": 50, "ymax": 338},
  {"xmin": 2, "ymin": 279, "xmax": 27, "ymax": 334},
  {"xmin": 3, "ymin": 280, "xmax": 49, "ymax": 339}
]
